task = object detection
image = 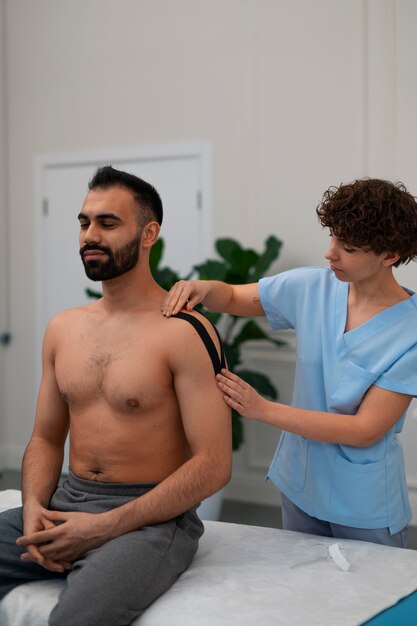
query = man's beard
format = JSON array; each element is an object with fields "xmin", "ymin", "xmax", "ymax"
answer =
[{"xmin": 80, "ymin": 235, "xmax": 141, "ymax": 281}]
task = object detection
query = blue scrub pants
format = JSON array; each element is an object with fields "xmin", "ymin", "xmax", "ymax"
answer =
[{"xmin": 281, "ymin": 493, "xmax": 408, "ymax": 548}]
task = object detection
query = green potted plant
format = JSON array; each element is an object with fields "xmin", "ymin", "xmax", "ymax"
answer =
[{"xmin": 150, "ymin": 235, "xmax": 284, "ymax": 451}]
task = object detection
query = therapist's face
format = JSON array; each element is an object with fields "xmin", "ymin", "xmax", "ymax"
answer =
[{"xmin": 325, "ymin": 235, "xmax": 393, "ymax": 283}]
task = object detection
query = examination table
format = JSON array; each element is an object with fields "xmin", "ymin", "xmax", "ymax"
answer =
[{"xmin": 1, "ymin": 489, "xmax": 417, "ymax": 626}]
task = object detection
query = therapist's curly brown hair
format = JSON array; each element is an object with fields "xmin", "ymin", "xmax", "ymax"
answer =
[{"xmin": 316, "ymin": 178, "xmax": 417, "ymax": 266}]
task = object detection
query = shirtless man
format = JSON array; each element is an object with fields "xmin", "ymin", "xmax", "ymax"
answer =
[{"xmin": 0, "ymin": 166, "xmax": 232, "ymax": 626}]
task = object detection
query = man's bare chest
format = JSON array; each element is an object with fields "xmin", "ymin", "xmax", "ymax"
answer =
[{"xmin": 55, "ymin": 325, "xmax": 173, "ymax": 411}]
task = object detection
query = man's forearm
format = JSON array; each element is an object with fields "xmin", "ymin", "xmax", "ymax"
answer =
[
  {"xmin": 103, "ymin": 453, "xmax": 231, "ymax": 539},
  {"xmin": 22, "ymin": 437, "xmax": 64, "ymax": 508}
]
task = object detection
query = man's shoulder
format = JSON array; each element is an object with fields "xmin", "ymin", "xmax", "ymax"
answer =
[
  {"xmin": 162, "ymin": 309, "xmax": 223, "ymax": 367},
  {"xmin": 163, "ymin": 309, "xmax": 220, "ymax": 341},
  {"xmin": 46, "ymin": 302, "xmax": 100, "ymax": 330}
]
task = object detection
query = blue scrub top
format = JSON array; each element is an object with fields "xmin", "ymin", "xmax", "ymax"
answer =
[{"xmin": 259, "ymin": 267, "xmax": 417, "ymax": 533}]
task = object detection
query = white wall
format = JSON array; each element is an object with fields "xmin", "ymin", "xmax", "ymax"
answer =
[
  {"xmin": 0, "ymin": 0, "xmax": 9, "ymax": 460},
  {"xmin": 394, "ymin": 0, "xmax": 417, "ymax": 511},
  {"xmin": 0, "ymin": 0, "xmax": 416, "ymax": 511}
]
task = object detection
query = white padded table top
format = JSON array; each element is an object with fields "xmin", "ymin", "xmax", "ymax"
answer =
[{"xmin": 1, "ymin": 489, "xmax": 417, "ymax": 626}]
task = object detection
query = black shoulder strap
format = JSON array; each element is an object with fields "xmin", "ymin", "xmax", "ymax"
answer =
[{"xmin": 173, "ymin": 311, "xmax": 226, "ymax": 375}]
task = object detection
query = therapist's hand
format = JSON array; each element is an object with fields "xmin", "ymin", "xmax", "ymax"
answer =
[
  {"xmin": 216, "ymin": 369, "xmax": 267, "ymax": 419},
  {"xmin": 161, "ymin": 280, "xmax": 211, "ymax": 317}
]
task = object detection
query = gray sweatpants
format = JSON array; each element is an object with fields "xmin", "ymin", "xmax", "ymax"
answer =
[{"xmin": 0, "ymin": 471, "xmax": 204, "ymax": 626}]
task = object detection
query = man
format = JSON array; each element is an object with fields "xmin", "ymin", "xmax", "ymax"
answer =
[{"xmin": 0, "ymin": 166, "xmax": 232, "ymax": 625}]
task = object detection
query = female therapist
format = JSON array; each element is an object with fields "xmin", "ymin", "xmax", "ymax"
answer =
[{"xmin": 162, "ymin": 178, "xmax": 417, "ymax": 547}]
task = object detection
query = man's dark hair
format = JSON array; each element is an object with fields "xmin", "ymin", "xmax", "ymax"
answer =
[
  {"xmin": 316, "ymin": 178, "xmax": 417, "ymax": 266},
  {"xmin": 88, "ymin": 165, "xmax": 163, "ymax": 226}
]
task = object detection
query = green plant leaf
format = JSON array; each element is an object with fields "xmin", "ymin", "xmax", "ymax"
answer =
[
  {"xmin": 198, "ymin": 308, "xmax": 223, "ymax": 326},
  {"xmin": 222, "ymin": 270, "xmax": 251, "ymax": 285},
  {"xmin": 193, "ymin": 260, "xmax": 228, "ymax": 281},
  {"xmin": 215, "ymin": 239, "xmax": 241, "ymax": 264},
  {"xmin": 153, "ymin": 267, "xmax": 180, "ymax": 291},
  {"xmin": 232, "ymin": 320, "xmax": 270, "ymax": 347},
  {"xmin": 223, "ymin": 344, "xmax": 241, "ymax": 371},
  {"xmin": 236, "ymin": 369, "xmax": 278, "ymax": 400},
  {"xmin": 250, "ymin": 235, "xmax": 282, "ymax": 281},
  {"xmin": 232, "ymin": 409, "xmax": 244, "ymax": 451},
  {"xmin": 85, "ymin": 287, "xmax": 102, "ymax": 299},
  {"xmin": 232, "ymin": 249, "xmax": 259, "ymax": 279},
  {"xmin": 232, "ymin": 319, "xmax": 286, "ymax": 348},
  {"xmin": 216, "ymin": 238, "xmax": 259, "ymax": 280}
]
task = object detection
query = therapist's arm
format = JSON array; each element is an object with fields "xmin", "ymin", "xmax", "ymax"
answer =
[
  {"xmin": 162, "ymin": 281, "xmax": 265, "ymax": 318},
  {"xmin": 216, "ymin": 370, "xmax": 412, "ymax": 447}
]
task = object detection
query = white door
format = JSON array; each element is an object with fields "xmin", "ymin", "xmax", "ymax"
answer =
[{"xmin": 36, "ymin": 143, "xmax": 212, "ymax": 344}]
